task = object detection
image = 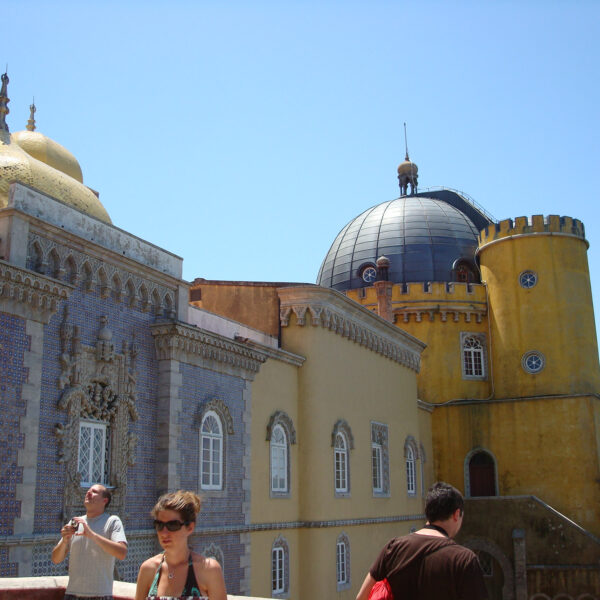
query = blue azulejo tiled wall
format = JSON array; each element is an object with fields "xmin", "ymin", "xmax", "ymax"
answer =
[
  {"xmin": 35, "ymin": 281, "xmax": 160, "ymax": 534},
  {"xmin": 0, "ymin": 312, "xmax": 29, "ymax": 539}
]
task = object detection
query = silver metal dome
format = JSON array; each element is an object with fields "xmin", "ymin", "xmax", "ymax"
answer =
[{"xmin": 317, "ymin": 192, "xmax": 486, "ymax": 291}]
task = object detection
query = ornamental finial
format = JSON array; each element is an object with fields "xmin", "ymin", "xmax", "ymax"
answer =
[
  {"xmin": 26, "ymin": 98, "xmax": 36, "ymax": 131},
  {"xmin": 0, "ymin": 71, "xmax": 10, "ymax": 132}
]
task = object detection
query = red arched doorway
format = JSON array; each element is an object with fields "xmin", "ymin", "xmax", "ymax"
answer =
[{"xmin": 469, "ymin": 450, "xmax": 497, "ymax": 496}]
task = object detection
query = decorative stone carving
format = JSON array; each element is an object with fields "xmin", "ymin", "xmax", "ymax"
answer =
[
  {"xmin": 55, "ymin": 310, "xmax": 138, "ymax": 519},
  {"xmin": 266, "ymin": 410, "xmax": 296, "ymax": 444},
  {"xmin": 331, "ymin": 419, "xmax": 354, "ymax": 450},
  {"xmin": 278, "ymin": 286, "xmax": 423, "ymax": 373},
  {"xmin": 150, "ymin": 322, "xmax": 267, "ymax": 376},
  {"xmin": 0, "ymin": 259, "xmax": 72, "ymax": 323},
  {"xmin": 26, "ymin": 233, "xmax": 175, "ymax": 316},
  {"xmin": 196, "ymin": 398, "xmax": 234, "ymax": 434}
]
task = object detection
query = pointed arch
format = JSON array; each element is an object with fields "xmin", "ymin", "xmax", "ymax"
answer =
[
  {"xmin": 48, "ymin": 247, "xmax": 61, "ymax": 279},
  {"xmin": 64, "ymin": 255, "xmax": 78, "ymax": 284},
  {"xmin": 125, "ymin": 278, "xmax": 136, "ymax": 307},
  {"xmin": 139, "ymin": 283, "xmax": 150, "ymax": 312}
]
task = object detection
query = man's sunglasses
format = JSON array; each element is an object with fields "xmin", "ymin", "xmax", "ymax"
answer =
[{"xmin": 153, "ymin": 519, "xmax": 189, "ymax": 532}]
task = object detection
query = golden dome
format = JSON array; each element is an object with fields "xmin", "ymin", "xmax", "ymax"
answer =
[
  {"xmin": 0, "ymin": 131, "xmax": 112, "ymax": 224},
  {"xmin": 397, "ymin": 158, "xmax": 418, "ymax": 176},
  {"xmin": 11, "ymin": 130, "xmax": 83, "ymax": 183}
]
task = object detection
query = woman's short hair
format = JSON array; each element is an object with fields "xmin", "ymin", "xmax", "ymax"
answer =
[{"xmin": 152, "ymin": 490, "xmax": 202, "ymax": 524}]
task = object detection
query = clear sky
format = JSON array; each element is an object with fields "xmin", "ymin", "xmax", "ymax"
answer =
[{"xmin": 5, "ymin": 2, "xmax": 600, "ymax": 331}]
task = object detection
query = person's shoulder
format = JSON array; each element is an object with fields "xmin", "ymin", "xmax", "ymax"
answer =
[
  {"xmin": 192, "ymin": 552, "xmax": 222, "ymax": 571},
  {"xmin": 140, "ymin": 553, "xmax": 163, "ymax": 571}
]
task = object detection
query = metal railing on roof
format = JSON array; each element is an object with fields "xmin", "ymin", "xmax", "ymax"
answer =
[{"xmin": 418, "ymin": 186, "xmax": 497, "ymax": 223}]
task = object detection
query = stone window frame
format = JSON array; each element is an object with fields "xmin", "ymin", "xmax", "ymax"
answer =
[
  {"xmin": 404, "ymin": 435, "xmax": 418, "ymax": 497},
  {"xmin": 332, "ymin": 420, "xmax": 354, "ymax": 497},
  {"xmin": 266, "ymin": 411, "xmax": 296, "ymax": 499},
  {"xmin": 419, "ymin": 443, "xmax": 426, "ymax": 497},
  {"xmin": 521, "ymin": 350, "xmax": 545, "ymax": 374},
  {"xmin": 460, "ymin": 332, "xmax": 488, "ymax": 380},
  {"xmin": 371, "ymin": 422, "xmax": 390, "ymax": 497},
  {"xmin": 336, "ymin": 533, "xmax": 351, "ymax": 591},
  {"xmin": 271, "ymin": 535, "xmax": 290, "ymax": 598},
  {"xmin": 200, "ymin": 411, "xmax": 224, "ymax": 491},
  {"xmin": 203, "ymin": 542, "xmax": 225, "ymax": 573},
  {"xmin": 195, "ymin": 398, "xmax": 234, "ymax": 496}
]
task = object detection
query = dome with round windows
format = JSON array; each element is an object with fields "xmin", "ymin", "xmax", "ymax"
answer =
[{"xmin": 317, "ymin": 190, "xmax": 492, "ymax": 291}]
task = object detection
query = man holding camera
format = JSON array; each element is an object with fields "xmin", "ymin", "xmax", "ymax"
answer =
[{"xmin": 51, "ymin": 484, "xmax": 128, "ymax": 600}]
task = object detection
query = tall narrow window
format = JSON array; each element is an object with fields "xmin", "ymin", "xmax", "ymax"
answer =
[
  {"xmin": 406, "ymin": 445, "xmax": 416, "ymax": 495},
  {"xmin": 372, "ymin": 442, "xmax": 382, "ymax": 492},
  {"xmin": 461, "ymin": 333, "xmax": 487, "ymax": 380},
  {"xmin": 334, "ymin": 432, "xmax": 348, "ymax": 493},
  {"xmin": 336, "ymin": 534, "xmax": 350, "ymax": 590},
  {"xmin": 271, "ymin": 424, "xmax": 288, "ymax": 493},
  {"xmin": 78, "ymin": 420, "xmax": 109, "ymax": 486},
  {"xmin": 271, "ymin": 536, "xmax": 289, "ymax": 596},
  {"xmin": 200, "ymin": 411, "xmax": 223, "ymax": 490}
]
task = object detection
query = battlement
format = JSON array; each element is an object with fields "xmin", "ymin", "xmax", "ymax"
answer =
[{"xmin": 479, "ymin": 215, "xmax": 586, "ymax": 246}]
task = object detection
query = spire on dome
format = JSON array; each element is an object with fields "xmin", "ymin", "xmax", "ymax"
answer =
[
  {"xmin": 26, "ymin": 99, "xmax": 36, "ymax": 131},
  {"xmin": 397, "ymin": 122, "xmax": 418, "ymax": 196},
  {"xmin": 0, "ymin": 72, "xmax": 10, "ymax": 133}
]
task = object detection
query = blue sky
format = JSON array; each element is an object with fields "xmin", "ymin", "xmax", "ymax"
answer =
[{"xmin": 5, "ymin": 2, "xmax": 600, "ymax": 332}]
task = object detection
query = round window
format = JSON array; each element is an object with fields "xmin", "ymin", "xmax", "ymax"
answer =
[
  {"xmin": 519, "ymin": 270, "xmax": 537, "ymax": 289},
  {"xmin": 361, "ymin": 266, "xmax": 377, "ymax": 283},
  {"xmin": 522, "ymin": 351, "xmax": 545, "ymax": 374}
]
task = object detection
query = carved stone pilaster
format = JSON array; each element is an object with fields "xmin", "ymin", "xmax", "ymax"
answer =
[{"xmin": 56, "ymin": 313, "xmax": 138, "ymax": 519}]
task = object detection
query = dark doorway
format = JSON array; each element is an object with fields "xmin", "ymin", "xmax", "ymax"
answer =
[{"xmin": 469, "ymin": 451, "xmax": 496, "ymax": 496}]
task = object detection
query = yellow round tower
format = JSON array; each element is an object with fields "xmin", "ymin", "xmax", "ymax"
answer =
[{"xmin": 478, "ymin": 214, "xmax": 600, "ymax": 398}]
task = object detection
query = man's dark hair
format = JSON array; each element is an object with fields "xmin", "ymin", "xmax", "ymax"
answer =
[
  {"xmin": 101, "ymin": 486, "xmax": 111, "ymax": 508},
  {"xmin": 425, "ymin": 482, "xmax": 464, "ymax": 522}
]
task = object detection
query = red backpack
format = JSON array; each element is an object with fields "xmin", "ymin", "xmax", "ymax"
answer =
[{"xmin": 368, "ymin": 578, "xmax": 393, "ymax": 600}]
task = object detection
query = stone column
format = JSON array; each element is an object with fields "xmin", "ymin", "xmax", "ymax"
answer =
[
  {"xmin": 374, "ymin": 280, "xmax": 394, "ymax": 323},
  {"xmin": 155, "ymin": 360, "xmax": 183, "ymax": 493},
  {"xmin": 512, "ymin": 528, "xmax": 527, "ymax": 600}
]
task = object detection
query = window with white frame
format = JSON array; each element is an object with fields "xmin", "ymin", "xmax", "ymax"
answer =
[
  {"xmin": 200, "ymin": 411, "xmax": 223, "ymax": 490},
  {"xmin": 406, "ymin": 445, "xmax": 416, "ymax": 495},
  {"xmin": 461, "ymin": 333, "xmax": 487, "ymax": 380},
  {"xmin": 371, "ymin": 422, "xmax": 389, "ymax": 496},
  {"xmin": 334, "ymin": 432, "xmax": 348, "ymax": 493},
  {"xmin": 271, "ymin": 536, "xmax": 289, "ymax": 596},
  {"xmin": 336, "ymin": 534, "xmax": 350, "ymax": 590},
  {"xmin": 78, "ymin": 420, "xmax": 109, "ymax": 486},
  {"xmin": 271, "ymin": 424, "xmax": 288, "ymax": 493}
]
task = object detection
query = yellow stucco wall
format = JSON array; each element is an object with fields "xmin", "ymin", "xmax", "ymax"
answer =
[
  {"xmin": 432, "ymin": 396, "xmax": 600, "ymax": 534},
  {"xmin": 479, "ymin": 222, "xmax": 600, "ymax": 398},
  {"xmin": 348, "ymin": 282, "xmax": 491, "ymax": 403}
]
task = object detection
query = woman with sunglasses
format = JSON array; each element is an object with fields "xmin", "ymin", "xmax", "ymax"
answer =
[{"xmin": 135, "ymin": 490, "xmax": 227, "ymax": 600}]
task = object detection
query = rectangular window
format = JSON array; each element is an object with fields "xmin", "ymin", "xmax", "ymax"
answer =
[
  {"xmin": 336, "ymin": 541, "xmax": 347, "ymax": 585},
  {"xmin": 272, "ymin": 547, "xmax": 285, "ymax": 594},
  {"xmin": 371, "ymin": 443, "xmax": 382, "ymax": 492},
  {"xmin": 335, "ymin": 446, "xmax": 348, "ymax": 492},
  {"xmin": 78, "ymin": 420, "xmax": 108, "ymax": 486},
  {"xmin": 461, "ymin": 333, "xmax": 487, "ymax": 380},
  {"xmin": 271, "ymin": 445, "xmax": 287, "ymax": 492}
]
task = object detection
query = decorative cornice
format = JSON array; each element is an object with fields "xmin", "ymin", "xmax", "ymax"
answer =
[
  {"xmin": 394, "ymin": 304, "xmax": 487, "ymax": 324},
  {"xmin": 150, "ymin": 321, "xmax": 268, "ymax": 376},
  {"xmin": 278, "ymin": 285, "xmax": 424, "ymax": 372},
  {"xmin": 0, "ymin": 259, "xmax": 71, "ymax": 323}
]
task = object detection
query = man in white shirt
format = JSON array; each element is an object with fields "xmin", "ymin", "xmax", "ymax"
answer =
[{"xmin": 52, "ymin": 484, "xmax": 128, "ymax": 600}]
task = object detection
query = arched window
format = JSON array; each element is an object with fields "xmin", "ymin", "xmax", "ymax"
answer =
[
  {"xmin": 200, "ymin": 411, "xmax": 223, "ymax": 490},
  {"xmin": 336, "ymin": 534, "xmax": 350, "ymax": 590},
  {"xmin": 461, "ymin": 333, "xmax": 487, "ymax": 379},
  {"xmin": 271, "ymin": 425, "xmax": 288, "ymax": 493},
  {"xmin": 334, "ymin": 432, "xmax": 348, "ymax": 493},
  {"xmin": 466, "ymin": 449, "xmax": 497, "ymax": 497},
  {"xmin": 406, "ymin": 445, "xmax": 416, "ymax": 496},
  {"xmin": 271, "ymin": 536, "xmax": 289, "ymax": 597}
]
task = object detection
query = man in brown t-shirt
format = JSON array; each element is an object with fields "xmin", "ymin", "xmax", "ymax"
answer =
[{"xmin": 355, "ymin": 482, "xmax": 487, "ymax": 600}]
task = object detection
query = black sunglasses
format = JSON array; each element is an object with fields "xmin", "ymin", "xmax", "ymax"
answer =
[{"xmin": 153, "ymin": 519, "xmax": 188, "ymax": 532}]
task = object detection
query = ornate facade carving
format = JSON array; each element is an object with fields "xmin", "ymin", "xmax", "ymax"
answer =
[
  {"xmin": 278, "ymin": 287, "xmax": 423, "ymax": 373},
  {"xmin": 266, "ymin": 410, "xmax": 297, "ymax": 444},
  {"xmin": 150, "ymin": 322, "xmax": 267, "ymax": 375},
  {"xmin": 26, "ymin": 232, "xmax": 175, "ymax": 317},
  {"xmin": 0, "ymin": 259, "xmax": 71, "ymax": 323},
  {"xmin": 55, "ymin": 310, "xmax": 138, "ymax": 518},
  {"xmin": 331, "ymin": 419, "xmax": 354, "ymax": 450},
  {"xmin": 196, "ymin": 398, "xmax": 234, "ymax": 434}
]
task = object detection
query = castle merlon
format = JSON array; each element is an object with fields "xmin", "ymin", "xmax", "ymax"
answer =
[{"xmin": 478, "ymin": 215, "xmax": 586, "ymax": 247}]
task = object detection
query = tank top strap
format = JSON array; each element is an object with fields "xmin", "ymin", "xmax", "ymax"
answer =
[
  {"xmin": 148, "ymin": 552, "xmax": 165, "ymax": 596},
  {"xmin": 182, "ymin": 553, "xmax": 202, "ymax": 597}
]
